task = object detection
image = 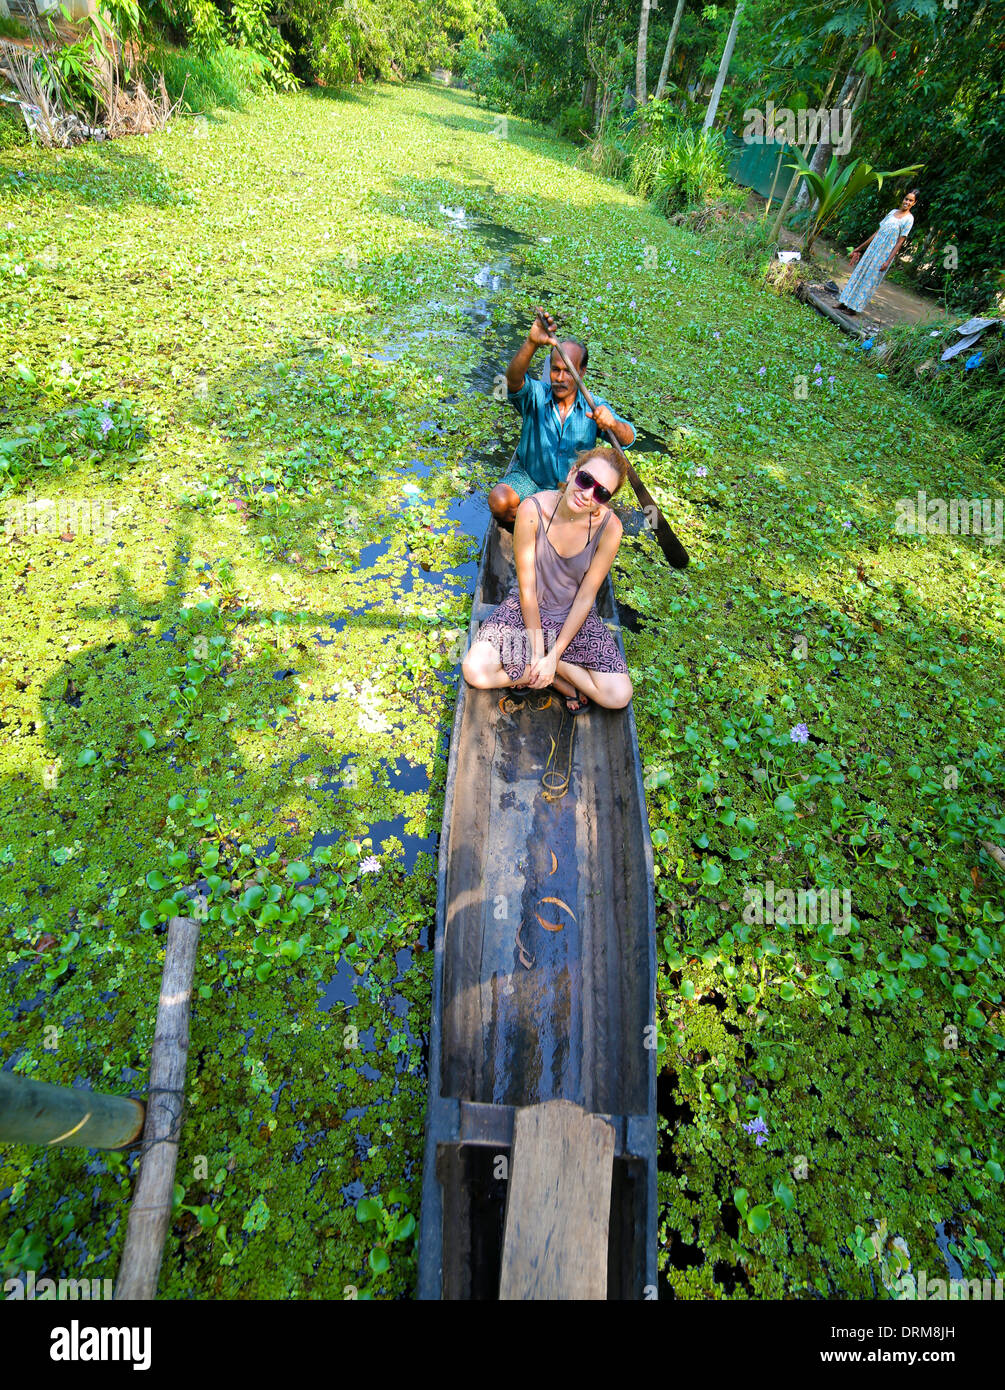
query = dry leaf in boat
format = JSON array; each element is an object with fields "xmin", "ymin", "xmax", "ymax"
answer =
[
  {"xmin": 534, "ymin": 896, "xmax": 577, "ymax": 932},
  {"xmin": 515, "ymin": 922, "xmax": 534, "ymax": 968}
]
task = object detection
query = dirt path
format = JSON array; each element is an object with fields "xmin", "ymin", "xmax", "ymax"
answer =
[{"xmin": 744, "ymin": 190, "xmax": 954, "ymax": 334}]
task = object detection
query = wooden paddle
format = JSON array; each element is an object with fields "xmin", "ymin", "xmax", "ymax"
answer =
[{"xmin": 536, "ymin": 314, "xmax": 689, "ymax": 570}]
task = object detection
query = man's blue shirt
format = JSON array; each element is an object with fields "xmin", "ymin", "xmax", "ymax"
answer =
[{"xmin": 508, "ymin": 376, "xmax": 634, "ymax": 489}]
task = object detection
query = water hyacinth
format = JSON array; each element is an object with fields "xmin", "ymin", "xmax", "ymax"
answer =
[
  {"xmin": 359, "ymin": 855, "xmax": 381, "ymax": 875},
  {"xmin": 790, "ymin": 722, "xmax": 810, "ymax": 743},
  {"xmin": 98, "ymin": 414, "xmax": 114, "ymax": 437},
  {"xmin": 757, "ymin": 365, "xmax": 766, "ymax": 376},
  {"xmin": 744, "ymin": 1117, "xmax": 768, "ymax": 1146}
]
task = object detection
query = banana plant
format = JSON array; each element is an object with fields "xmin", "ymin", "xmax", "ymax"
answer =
[{"xmin": 785, "ymin": 150, "xmax": 923, "ymax": 253}]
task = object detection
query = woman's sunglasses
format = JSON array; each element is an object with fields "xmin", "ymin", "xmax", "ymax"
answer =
[{"xmin": 573, "ymin": 468, "xmax": 613, "ymax": 505}]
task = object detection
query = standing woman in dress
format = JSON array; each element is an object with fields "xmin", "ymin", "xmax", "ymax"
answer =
[{"xmin": 837, "ymin": 190, "xmax": 919, "ymax": 316}]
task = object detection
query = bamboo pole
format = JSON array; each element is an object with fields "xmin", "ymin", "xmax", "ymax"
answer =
[
  {"xmin": 654, "ymin": 0, "xmax": 686, "ymax": 100},
  {"xmin": 763, "ymin": 144, "xmax": 785, "ymax": 219},
  {"xmin": 0, "ymin": 1073, "xmax": 144, "ymax": 1149},
  {"xmin": 115, "ymin": 916, "xmax": 200, "ymax": 1301},
  {"xmin": 770, "ymin": 131, "xmax": 815, "ymax": 242}
]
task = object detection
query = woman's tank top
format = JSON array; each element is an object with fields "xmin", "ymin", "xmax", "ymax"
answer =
[{"xmin": 515, "ymin": 493, "xmax": 612, "ymax": 620}]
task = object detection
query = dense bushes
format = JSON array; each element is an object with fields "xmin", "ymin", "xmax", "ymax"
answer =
[
  {"xmin": 150, "ymin": 0, "xmax": 500, "ymax": 90},
  {"xmin": 618, "ymin": 104, "xmax": 733, "ymax": 215},
  {"xmin": 877, "ymin": 323, "xmax": 1004, "ymax": 463},
  {"xmin": 0, "ymin": 104, "xmax": 30, "ymax": 151},
  {"xmin": 823, "ymin": 9, "xmax": 1004, "ymax": 312},
  {"xmin": 156, "ymin": 41, "xmax": 275, "ymax": 112}
]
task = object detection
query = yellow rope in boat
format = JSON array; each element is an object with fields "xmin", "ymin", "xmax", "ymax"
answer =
[
  {"xmin": 541, "ymin": 712, "xmax": 576, "ymax": 802},
  {"xmin": 496, "ymin": 691, "xmax": 576, "ymax": 802},
  {"xmin": 498, "ymin": 693, "xmax": 553, "ymax": 715}
]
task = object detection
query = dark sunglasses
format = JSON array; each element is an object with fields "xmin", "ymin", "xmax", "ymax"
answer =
[{"xmin": 574, "ymin": 468, "xmax": 613, "ymax": 505}]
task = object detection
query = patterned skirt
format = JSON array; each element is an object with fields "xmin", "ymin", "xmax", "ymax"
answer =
[{"xmin": 474, "ymin": 592, "xmax": 629, "ymax": 682}]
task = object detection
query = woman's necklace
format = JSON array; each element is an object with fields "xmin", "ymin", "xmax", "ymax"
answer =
[{"xmin": 545, "ymin": 495, "xmax": 593, "ymax": 549}]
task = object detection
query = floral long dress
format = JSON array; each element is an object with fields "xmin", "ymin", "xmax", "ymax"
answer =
[{"xmin": 837, "ymin": 210, "xmax": 913, "ymax": 313}]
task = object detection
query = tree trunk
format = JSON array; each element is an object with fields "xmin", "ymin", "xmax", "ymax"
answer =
[
  {"xmin": 702, "ymin": 2, "xmax": 744, "ymax": 131},
  {"xmin": 654, "ymin": 0, "xmax": 686, "ymax": 100},
  {"xmin": 770, "ymin": 131, "xmax": 817, "ymax": 242},
  {"xmin": 84, "ymin": 0, "xmax": 115, "ymax": 117},
  {"xmin": 582, "ymin": 73, "xmax": 596, "ymax": 112},
  {"xmin": 635, "ymin": 0, "xmax": 652, "ymax": 106},
  {"xmin": 793, "ymin": 63, "xmax": 860, "ymax": 209}
]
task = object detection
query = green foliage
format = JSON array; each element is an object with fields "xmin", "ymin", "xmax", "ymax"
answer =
[
  {"xmin": 156, "ymin": 41, "xmax": 274, "ymax": 111},
  {"xmin": 0, "ymin": 401, "xmax": 148, "ymax": 497},
  {"xmin": 1, "ymin": 78, "xmax": 1002, "ymax": 1306},
  {"xmin": 0, "ymin": 15, "xmax": 30, "ymax": 39},
  {"xmin": 874, "ymin": 322, "xmax": 1005, "ymax": 461},
  {"xmin": 626, "ymin": 107, "xmax": 732, "ymax": 216},
  {"xmin": 554, "ymin": 102, "xmax": 593, "ymax": 142},
  {"xmin": 650, "ymin": 125, "xmax": 731, "ymax": 216},
  {"xmin": 824, "ymin": 4, "xmax": 1005, "ymax": 310},
  {"xmin": 353, "ymin": 1188, "xmax": 417, "ymax": 1296},
  {"xmin": 0, "ymin": 105, "xmax": 30, "ymax": 151},
  {"xmin": 460, "ymin": 0, "xmax": 586, "ymax": 119}
]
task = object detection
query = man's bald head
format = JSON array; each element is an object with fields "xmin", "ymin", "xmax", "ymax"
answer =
[{"xmin": 554, "ymin": 339, "xmax": 588, "ymax": 373}]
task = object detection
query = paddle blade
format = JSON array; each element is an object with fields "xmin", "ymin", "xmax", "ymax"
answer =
[{"xmin": 624, "ymin": 465, "xmax": 689, "ymax": 569}]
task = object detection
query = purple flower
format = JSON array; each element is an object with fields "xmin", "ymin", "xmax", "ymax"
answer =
[
  {"xmin": 757, "ymin": 366, "xmax": 766, "ymax": 376},
  {"xmin": 98, "ymin": 414, "xmax": 113, "ymax": 437},
  {"xmin": 713, "ymin": 331, "xmax": 721, "ymax": 340},
  {"xmin": 359, "ymin": 855, "xmax": 381, "ymax": 875},
  {"xmin": 629, "ymin": 299, "xmax": 637, "ymax": 310},
  {"xmin": 695, "ymin": 466, "xmax": 708, "ymax": 477},
  {"xmin": 828, "ymin": 375, "xmax": 836, "ymax": 383},
  {"xmin": 813, "ymin": 363, "xmax": 821, "ymax": 373},
  {"xmin": 841, "ymin": 519, "xmax": 852, "ymax": 530},
  {"xmin": 736, "ymin": 404, "xmax": 746, "ymax": 414},
  {"xmin": 814, "ymin": 377, "xmax": 823, "ymax": 386},
  {"xmin": 790, "ymin": 722, "xmax": 810, "ymax": 744},
  {"xmin": 743, "ymin": 1117, "xmax": 768, "ymax": 1146}
]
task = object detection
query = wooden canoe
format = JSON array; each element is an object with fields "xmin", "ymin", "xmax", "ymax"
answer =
[{"xmin": 417, "ymin": 506, "xmax": 658, "ymax": 1300}]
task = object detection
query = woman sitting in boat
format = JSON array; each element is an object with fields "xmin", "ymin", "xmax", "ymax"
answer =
[{"xmin": 462, "ymin": 446, "xmax": 632, "ymax": 713}]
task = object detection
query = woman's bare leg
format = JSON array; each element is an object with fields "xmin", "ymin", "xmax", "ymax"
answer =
[
  {"xmin": 555, "ymin": 658, "xmax": 633, "ymax": 710},
  {"xmin": 462, "ymin": 640, "xmax": 532, "ymax": 690}
]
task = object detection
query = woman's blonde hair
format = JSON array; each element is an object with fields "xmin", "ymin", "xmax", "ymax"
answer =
[{"xmin": 571, "ymin": 444, "xmax": 627, "ymax": 496}]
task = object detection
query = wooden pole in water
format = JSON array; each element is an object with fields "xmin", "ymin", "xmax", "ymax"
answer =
[
  {"xmin": 0, "ymin": 1073, "xmax": 144, "ymax": 1150},
  {"xmin": 115, "ymin": 915, "xmax": 200, "ymax": 1302}
]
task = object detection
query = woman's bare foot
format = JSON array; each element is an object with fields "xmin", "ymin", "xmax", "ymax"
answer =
[{"xmin": 551, "ymin": 671, "xmax": 589, "ymax": 712}]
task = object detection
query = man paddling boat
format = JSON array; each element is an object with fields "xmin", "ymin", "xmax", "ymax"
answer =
[{"xmin": 489, "ymin": 309, "xmax": 636, "ymax": 527}]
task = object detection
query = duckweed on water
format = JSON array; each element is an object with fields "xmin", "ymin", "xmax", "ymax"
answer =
[{"xmin": 1, "ymin": 81, "xmax": 1004, "ymax": 1298}]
